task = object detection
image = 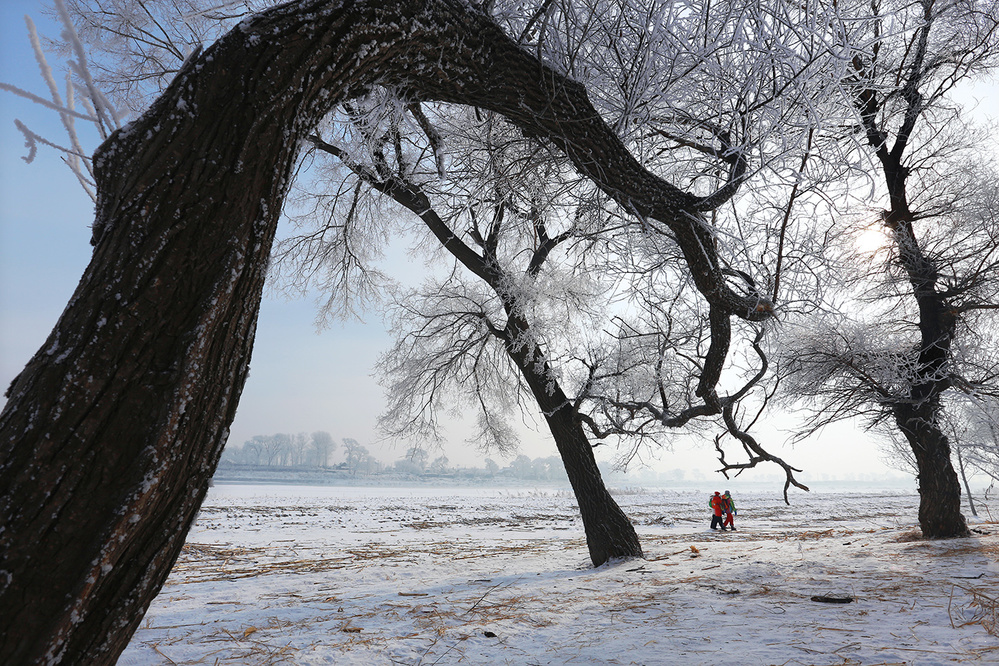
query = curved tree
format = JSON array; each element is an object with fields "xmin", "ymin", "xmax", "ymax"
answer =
[
  {"xmin": 277, "ymin": 0, "xmax": 830, "ymax": 520},
  {"xmin": 0, "ymin": 0, "xmax": 770, "ymax": 663}
]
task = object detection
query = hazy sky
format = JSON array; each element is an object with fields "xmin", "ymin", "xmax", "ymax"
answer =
[{"xmin": 7, "ymin": 0, "xmax": 992, "ymax": 484}]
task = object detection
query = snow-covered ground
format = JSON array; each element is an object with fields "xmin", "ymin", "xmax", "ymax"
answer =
[{"xmin": 120, "ymin": 484, "xmax": 999, "ymax": 665}]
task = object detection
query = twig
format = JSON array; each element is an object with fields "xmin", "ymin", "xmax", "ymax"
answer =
[{"xmin": 464, "ymin": 581, "xmax": 507, "ymax": 616}]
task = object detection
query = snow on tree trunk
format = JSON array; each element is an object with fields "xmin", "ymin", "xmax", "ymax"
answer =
[
  {"xmin": 497, "ymin": 304, "xmax": 642, "ymax": 564},
  {"xmin": 0, "ymin": 0, "xmax": 757, "ymax": 662},
  {"xmin": 329, "ymin": 135, "xmax": 644, "ymax": 565},
  {"xmin": 845, "ymin": 0, "xmax": 983, "ymax": 540}
]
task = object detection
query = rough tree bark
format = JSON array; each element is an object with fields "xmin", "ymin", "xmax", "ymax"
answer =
[
  {"xmin": 0, "ymin": 0, "xmax": 765, "ymax": 662},
  {"xmin": 894, "ymin": 401, "xmax": 969, "ymax": 536},
  {"xmin": 851, "ymin": 0, "xmax": 969, "ymax": 538},
  {"xmin": 885, "ymin": 215, "xmax": 969, "ymax": 538},
  {"xmin": 502, "ymin": 311, "xmax": 644, "ymax": 563}
]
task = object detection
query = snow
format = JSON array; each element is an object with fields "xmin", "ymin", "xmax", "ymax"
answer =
[{"xmin": 119, "ymin": 485, "xmax": 999, "ymax": 665}]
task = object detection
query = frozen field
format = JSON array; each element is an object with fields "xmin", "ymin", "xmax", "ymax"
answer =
[{"xmin": 119, "ymin": 484, "xmax": 999, "ymax": 665}]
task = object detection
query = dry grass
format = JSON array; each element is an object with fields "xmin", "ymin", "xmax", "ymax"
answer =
[
  {"xmin": 932, "ymin": 540, "xmax": 999, "ymax": 559},
  {"xmin": 138, "ymin": 507, "xmax": 999, "ymax": 665},
  {"xmin": 174, "ymin": 540, "xmax": 498, "ymax": 585},
  {"xmin": 950, "ymin": 585, "xmax": 999, "ymax": 637},
  {"xmin": 891, "ymin": 529, "xmax": 925, "ymax": 543},
  {"xmin": 796, "ymin": 528, "xmax": 837, "ymax": 540}
]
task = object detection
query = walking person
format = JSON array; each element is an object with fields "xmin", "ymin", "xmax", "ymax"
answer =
[
  {"xmin": 722, "ymin": 490, "xmax": 737, "ymax": 531},
  {"xmin": 709, "ymin": 491, "xmax": 724, "ymax": 530}
]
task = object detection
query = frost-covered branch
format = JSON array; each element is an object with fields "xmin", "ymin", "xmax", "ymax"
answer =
[
  {"xmin": 712, "ymin": 331, "xmax": 808, "ymax": 503},
  {"xmin": 3, "ymin": 0, "xmax": 124, "ymax": 202}
]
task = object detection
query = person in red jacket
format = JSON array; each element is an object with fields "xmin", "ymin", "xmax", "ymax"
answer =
[{"xmin": 709, "ymin": 491, "xmax": 724, "ymax": 530}]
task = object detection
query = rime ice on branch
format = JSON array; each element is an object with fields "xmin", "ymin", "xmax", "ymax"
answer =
[{"xmin": 1, "ymin": 0, "xmax": 774, "ymax": 663}]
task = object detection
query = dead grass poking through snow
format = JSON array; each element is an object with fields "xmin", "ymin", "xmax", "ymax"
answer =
[
  {"xmin": 892, "ymin": 528, "xmax": 927, "ymax": 542},
  {"xmin": 126, "ymin": 491, "xmax": 999, "ymax": 665},
  {"xmin": 951, "ymin": 585, "xmax": 999, "ymax": 637}
]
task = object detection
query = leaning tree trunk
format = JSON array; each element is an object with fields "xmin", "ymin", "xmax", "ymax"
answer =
[
  {"xmin": 507, "ymin": 337, "xmax": 643, "ymax": 565},
  {"xmin": 0, "ymin": 0, "xmax": 757, "ymax": 662},
  {"xmin": 342, "ymin": 156, "xmax": 643, "ymax": 566},
  {"xmin": 542, "ymin": 399, "xmax": 644, "ymax": 565}
]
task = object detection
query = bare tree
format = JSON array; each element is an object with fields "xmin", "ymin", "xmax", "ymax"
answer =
[
  {"xmin": 292, "ymin": 0, "xmax": 841, "ymax": 558},
  {"xmin": 265, "ymin": 0, "xmax": 828, "ymax": 561},
  {"xmin": 24, "ymin": 0, "xmax": 843, "ymax": 506},
  {"xmin": 949, "ymin": 396, "xmax": 999, "ymax": 492},
  {"xmin": 241, "ymin": 438, "xmax": 264, "ymax": 466},
  {"xmin": 902, "ymin": 391, "xmax": 999, "ymax": 516},
  {"xmin": 0, "ymin": 0, "xmax": 804, "ymax": 652},
  {"xmin": 299, "ymin": 102, "xmax": 646, "ymax": 562},
  {"xmin": 406, "ymin": 446, "xmax": 430, "ymax": 471},
  {"xmin": 781, "ymin": 0, "xmax": 999, "ymax": 538},
  {"xmin": 0, "ymin": 1, "xmax": 773, "ymax": 660},
  {"xmin": 508, "ymin": 0, "xmax": 853, "ymax": 499},
  {"xmin": 3, "ymin": 0, "xmax": 852, "ymax": 585},
  {"xmin": 342, "ymin": 437, "xmax": 373, "ymax": 476},
  {"xmin": 263, "ymin": 433, "xmax": 291, "ymax": 466},
  {"xmin": 284, "ymin": 0, "xmax": 860, "ymax": 525},
  {"xmin": 14, "ymin": 0, "xmax": 997, "ymax": 660},
  {"xmin": 310, "ymin": 430, "xmax": 336, "ymax": 467}
]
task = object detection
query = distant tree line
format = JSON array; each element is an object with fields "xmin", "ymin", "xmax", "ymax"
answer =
[
  {"xmin": 225, "ymin": 435, "xmax": 896, "ymax": 484},
  {"xmin": 219, "ymin": 435, "xmax": 581, "ymax": 481},
  {"xmin": 220, "ymin": 431, "xmax": 338, "ymax": 468},
  {"xmin": 221, "ymin": 436, "xmax": 790, "ymax": 484}
]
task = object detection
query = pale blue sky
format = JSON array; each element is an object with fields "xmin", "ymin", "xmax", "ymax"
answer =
[
  {"xmin": 4, "ymin": 0, "xmax": 972, "ymax": 482},
  {"xmin": 0, "ymin": 0, "xmax": 401, "ymax": 463},
  {"xmin": 1, "ymin": 1, "xmax": 94, "ymax": 387}
]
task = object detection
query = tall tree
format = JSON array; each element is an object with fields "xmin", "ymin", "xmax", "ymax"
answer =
[
  {"xmin": 28, "ymin": 0, "xmax": 835, "ymax": 497},
  {"xmin": 500, "ymin": 0, "xmax": 842, "ymax": 499},
  {"xmin": 308, "ymin": 107, "xmax": 647, "ymax": 563},
  {"xmin": 849, "ymin": 0, "xmax": 997, "ymax": 537},
  {"xmin": 310, "ymin": 430, "xmax": 336, "ymax": 467},
  {"xmin": 287, "ymin": 0, "xmax": 842, "ymax": 556},
  {"xmin": 0, "ymin": 1, "xmax": 772, "ymax": 662},
  {"xmin": 781, "ymin": 0, "xmax": 999, "ymax": 538}
]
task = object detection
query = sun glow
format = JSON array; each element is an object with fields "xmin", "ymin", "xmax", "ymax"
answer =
[{"xmin": 854, "ymin": 223, "xmax": 891, "ymax": 255}]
